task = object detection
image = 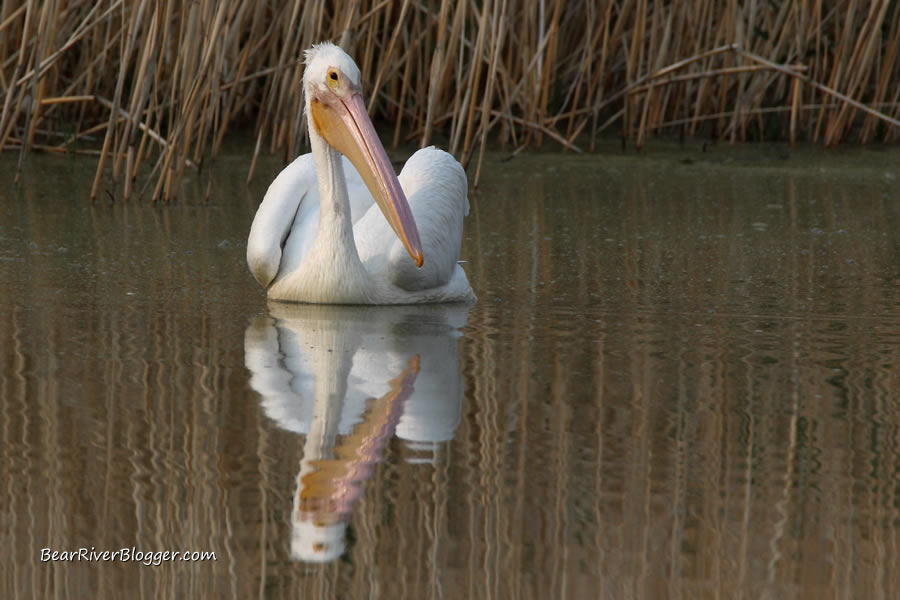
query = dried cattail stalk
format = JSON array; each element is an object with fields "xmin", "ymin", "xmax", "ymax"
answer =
[{"xmin": 0, "ymin": 1, "xmax": 896, "ymax": 201}]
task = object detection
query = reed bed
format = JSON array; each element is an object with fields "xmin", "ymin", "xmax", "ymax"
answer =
[{"xmin": 0, "ymin": 0, "xmax": 899, "ymax": 199}]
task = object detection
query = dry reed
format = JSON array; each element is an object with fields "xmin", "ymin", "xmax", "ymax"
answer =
[{"xmin": 0, "ymin": 0, "xmax": 898, "ymax": 199}]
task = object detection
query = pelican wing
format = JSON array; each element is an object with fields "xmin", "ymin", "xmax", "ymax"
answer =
[
  {"xmin": 247, "ymin": 155, "xmax": 317, "ymax": 288},
  {"xmin": 247, "ymin": 154, "xmax": 376, "ymax": 289},
  {"xmin": 354, "ymin": 147, "xmax": 469, "ymax": 292}
]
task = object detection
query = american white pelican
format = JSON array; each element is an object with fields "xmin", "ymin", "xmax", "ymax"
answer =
[{"xmin": 247, "ymin": 42, "xmax": 475, "ymax": 304}]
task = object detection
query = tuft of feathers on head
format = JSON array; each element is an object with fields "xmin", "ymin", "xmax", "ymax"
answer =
[
  {"xmin": 302, "ymin": 42, "xmax": 360, "ymax": 85},
  {"xmin": 303, "ymin": 41, "xmax": 340, "ymax": 65}
]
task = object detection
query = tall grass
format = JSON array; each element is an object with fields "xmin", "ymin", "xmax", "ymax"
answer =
[{"xmin": 0, "ymin": 0, "xmax": 898, "ymax": 199}]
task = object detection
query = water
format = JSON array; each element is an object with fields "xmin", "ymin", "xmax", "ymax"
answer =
[{"xmin": 0, "ymin": 145, "xmax": 898, "ymax": 599}]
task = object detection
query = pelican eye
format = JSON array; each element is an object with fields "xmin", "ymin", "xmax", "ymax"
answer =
[{"xmin": 327, "ymin": 69, "xmax": 340, "ymax": 88}]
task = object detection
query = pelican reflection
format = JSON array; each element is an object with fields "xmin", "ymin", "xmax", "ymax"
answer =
[{"xmin": 244, "ymin": 303, "xmax": 470, "ymax": 562}]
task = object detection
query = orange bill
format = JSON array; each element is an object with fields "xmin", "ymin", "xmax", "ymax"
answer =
[{"xmin": 310, "ymin": 94, "xmax": 424, "ymax": 267}]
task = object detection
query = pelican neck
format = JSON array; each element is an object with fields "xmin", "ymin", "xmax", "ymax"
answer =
[{"xmin": 309, "ymin": 129, "xmax": 354, "ymax": 231}]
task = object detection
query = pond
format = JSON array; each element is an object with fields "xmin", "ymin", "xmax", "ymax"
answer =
[{"xmin": 0, "ymin": 144, "xmax": 898, "ymax": 599}]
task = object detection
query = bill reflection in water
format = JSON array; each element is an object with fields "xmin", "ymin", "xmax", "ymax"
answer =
[{"xmin": 244, "ymin": 303, "xmax": 469, "ymax": 562}]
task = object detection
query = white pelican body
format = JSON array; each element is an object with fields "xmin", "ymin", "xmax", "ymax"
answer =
[{"xmin": 247, "ymin": 43, "xmax": 475, "ymax": 304}]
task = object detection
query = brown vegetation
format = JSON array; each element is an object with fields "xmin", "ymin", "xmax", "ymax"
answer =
[{"xmin": 0, "ymin": 1, "xmax": 898, "ymax": 199}]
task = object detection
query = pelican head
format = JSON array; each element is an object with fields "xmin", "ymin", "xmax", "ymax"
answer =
[{"xmin": 303, "ymin": 42, "xmax": 423, "ymax": 267}]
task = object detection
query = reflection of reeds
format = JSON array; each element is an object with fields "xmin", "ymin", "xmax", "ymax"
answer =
[
  {"xmin": 455, "ymin": 159, "xmax": 900, "ymax": 600},
  {"xmin": 2, "ymin": 2, "xmax": 900, "ymax": 197},
  {"xmin": 1, "ymin": 157, "xmax": 898, "ymax": 598}
]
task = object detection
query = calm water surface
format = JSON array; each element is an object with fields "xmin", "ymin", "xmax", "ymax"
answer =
[{"xmin": 0, "ymin": 146, "xmax": 898, "ymax": 599}]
